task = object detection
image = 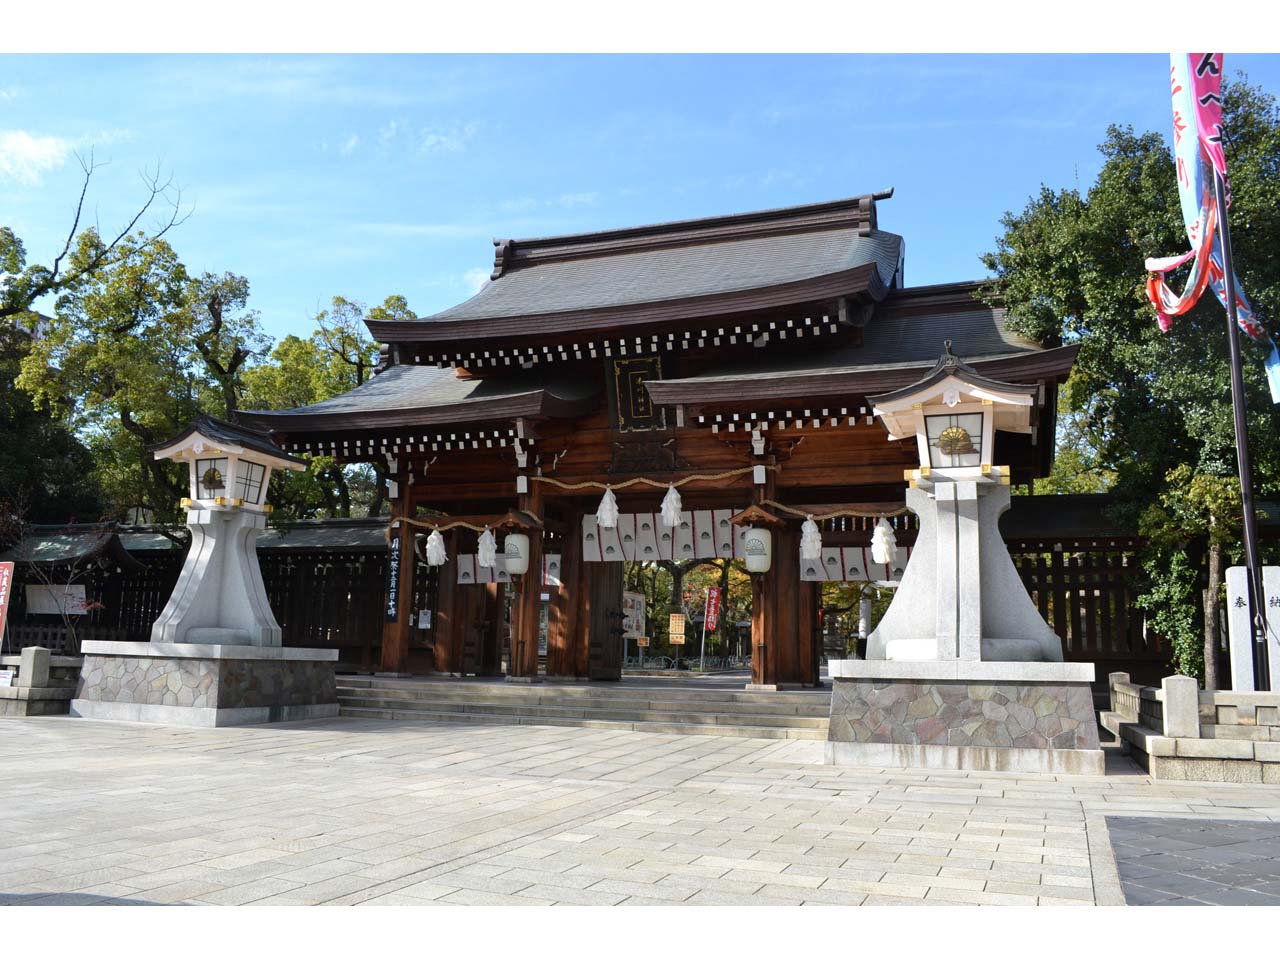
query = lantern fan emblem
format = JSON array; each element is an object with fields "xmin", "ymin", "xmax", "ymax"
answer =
[
  {"xmin": 937, "ymin": 425, "xmax": 975, "ymax": 457},
  {"xmin": 200, "ymin": 466, "xmax": 224, "ymax": 491}
]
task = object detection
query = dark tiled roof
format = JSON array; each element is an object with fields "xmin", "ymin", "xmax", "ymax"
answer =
[
  {"xmin": 255, "ymin": 518, "xmax": 388, "ymax": 552},
  {"xmin": 365, "ymin": 194, "xmax": 904, "ymax": 346},
  {"xmin": 152, "ymin": 414, "xmax": 305, "ymax": 465},
  {"xmin": 649, "ymin": 287, "xmax": 1037, "ymax": 389},
  {"xmin": 425, "ymin": 229, "xmax": 902, "ymax": 325},
  {"xmin": 0, "ymin": 524, "xmax": 145, "ymax": 570},
  {"xmin": 238, "ymin": 364, "xmax": 600, "ymax": 432}
]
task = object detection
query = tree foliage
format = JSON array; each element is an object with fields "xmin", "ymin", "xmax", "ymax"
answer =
[{"xmin": 981, "ymin": 74, "xmax": 1280, "ymax": 682}]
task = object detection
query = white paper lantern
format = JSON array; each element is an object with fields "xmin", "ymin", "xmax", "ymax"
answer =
[
  {"xmin": 503, "ymin": 532, "xmax": 530, "ymax": 576},
  {"xmin": 743, "ymin": 526, "xmax": 772, "ymax": 574},
  {"xmin": 871, "ymin": 518, "xmax": 898, "ymax": 566},
  {"xmin": 596, "ymin": 486, "xmax": 619, "ymax": 528},
  {"xmin": 800, "ymin": 515, "xmax": 823, "ymax": 561},
  {"xmin": 477, "ymin": 527, "xmax": 498, "ymax": 568},
  {"xmin": 425, "ymin": 529, "xmax": 448, "ymax": 566},
  {"xmin": 660, "ymin": 484, "xmax": 682, "ymax": 528}
]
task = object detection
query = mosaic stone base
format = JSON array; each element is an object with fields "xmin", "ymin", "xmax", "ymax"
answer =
[
  {"xmin": 826, "ymin": 672, "xmax": 1102, "ymax": 774},
  {"xmin": 71, "ymin": 643, "xmax": 337, "ymax": 727}
]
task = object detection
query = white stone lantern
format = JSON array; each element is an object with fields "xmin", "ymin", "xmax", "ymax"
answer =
[
  {"xmin": 70, "ymin": 415, "xmax": 338, "ymax": 729},
  {"xmin": 148, "ymin": 415, "xmax": 306, "ymax": 646},
  {"xmin": 864, "ymin": 343, "xmax": 1059, "ymax": 663},
  {"xmin": 823, "ymin": 344, "xmax": 1101, "ymax": 776}
]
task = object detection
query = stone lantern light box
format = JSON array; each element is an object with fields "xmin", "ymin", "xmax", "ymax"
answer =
[
  {"xmin": 156, "ymin": 415, "xmax": 303, "ymax": 514},
  {"xmin": 871, "ymin": 340, "xmax": 1036, "ymax": 486}
]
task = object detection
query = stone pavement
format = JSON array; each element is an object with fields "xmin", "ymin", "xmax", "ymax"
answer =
[
  {"xmin": 2, "ymin": 715, "xmax": 1279, "ymax": 906},
  {"xmin": 1108, "ymin": 817, "xmax": 1280, "ymax": 906}
]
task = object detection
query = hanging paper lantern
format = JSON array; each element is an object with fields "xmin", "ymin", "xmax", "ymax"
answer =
[
  {"xmin": 503, "ymin": 532, "xmax": 530, "ymax": 576},
  {"xmin": 660, "ymin": 484, "xmax": 682, "ymax": 528},
  {"xmin": 871, "ymin": 518, "xmax": 898, "ymax": 566},
  {"xmin": 743, "ymin": 527, "xmax": 773, "ymax": 573},
  {"xmin": 800, "ymin": 515, "xmax": 823, "ymax": 561},
  {"xmin": 425, "ymin": 529, "xmax": 448, "ymax": 566},
  {"xmin": 596, "ymin": 486, "xmax": 619, "ymax": 528},
  {"xmin": 477, "ymin": 527, "xmax": 498, "ymax": 568}
]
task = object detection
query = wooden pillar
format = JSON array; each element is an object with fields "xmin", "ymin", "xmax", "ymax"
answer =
[
  {"xmin": 749, "ymin": 518, "xmax": 818, "ymax": 687},
  {"xmin": 432, "ymin": 531, "xmax": 463, "ymax": 674},
  {"xmin": 547, "ymin": 508, "xmax": 584, "ymax": 678},
  {"xmin": 584, "ymin": 560, "xmax": 624, "ymax": 680},
  {"xmin": 379, "ymin": 493, "xmax": 416, "ymax": 674},
  {"xmin": 508, "ymin": 484, "xmax": 545, "ymax": 679}
]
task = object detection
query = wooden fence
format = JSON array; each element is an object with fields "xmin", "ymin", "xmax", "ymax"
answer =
[{"xmin": 1009, "ymin": 536, "xmax": 1170, "ymax": 685}]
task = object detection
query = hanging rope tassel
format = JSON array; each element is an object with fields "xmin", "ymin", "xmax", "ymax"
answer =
[
  {"xmin": 596, "ymin": 486, "xmax": 619, "ymax": 528},
  {"xmin": 425, "ymin": 529, "xmax": 448, "ymax": 566},
  {"xmin": 660, "ymin": 484, "xmax": 682, "ymax": 528},
  {"xmin": 871, "ymin": 518, "xmax": 898, "ymax": 566},
  {"xmin": 800, "ymin": 515, "xmax": 823, "ymax": 560},
  {"xmin": 477, "ymin": 527, "xmax": 498, "ymax": 568}
]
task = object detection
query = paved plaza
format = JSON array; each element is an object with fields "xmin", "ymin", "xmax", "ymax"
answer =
[{"xmin": 3, "ymin": 715, "xmax": 1280, "ymax": 906}]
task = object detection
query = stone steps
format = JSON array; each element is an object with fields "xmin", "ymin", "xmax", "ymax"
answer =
[{"xmin": 336, "ymin": 677, "xmax": 831, "ymax": 740}]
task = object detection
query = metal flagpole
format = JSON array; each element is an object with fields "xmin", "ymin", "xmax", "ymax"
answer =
[{"xmin": 1215, "ymin": 170, "xmax": 1271, "ymax": 691}]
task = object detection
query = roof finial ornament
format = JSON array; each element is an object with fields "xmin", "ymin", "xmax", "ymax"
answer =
[{"xmin": 943, "ymin": 339, "xmax": 957, "ymax": 366}]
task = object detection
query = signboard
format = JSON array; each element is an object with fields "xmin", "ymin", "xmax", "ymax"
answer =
[
  {"xmin": 636, "ymin": 636, "xmax": 650, "ymax": 648},
  {"xmin": 622, "ymin": 591, "xmax": 646, "ymax": 639},
  {"xmin": 668, "ymin": 613, "xmax": 686, "ymax": 638},
  {"xmin": 25, "ymin": 584, "xmax": 89, "ymax": 616},
  {"xmin": 0, "ymin": 562, "xmax": 13, "ymax": 642},
  {"xmin": 1225, "ymin": 566, "xmax": 1280, "ymax": 691},
  {"xmin": 0, "ymin": 669, "xmax": 14, "ymax": 687},
  {"xmin": 417, "ymin": 609, "xmax": 433, "ymax": 630},
  {"xmin": 705, "ymin": 587, "xmax": 722, "ymax": 632},
  {"xmin": 385, "ymin": 534, "xmax": 402, "ymax": 622}
]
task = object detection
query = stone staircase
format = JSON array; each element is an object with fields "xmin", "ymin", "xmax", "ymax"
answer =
[{"xmin": 336, "ymin": 676, "xmax": 831, "ymax": 740}]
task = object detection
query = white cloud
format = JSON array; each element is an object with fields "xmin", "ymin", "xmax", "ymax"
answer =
[
  {"xmin": 0, "ymin": 130, "xmax": 73, "ymax": 185},
  {"xmin": 463, "ymin": 268, "xmax": 490, "ymax": 294},
  {"xmin": 558, "ymin": 192, "xmax": 597, "ymax": 208},
  {"xmin": 419, "ymin": 122, "xmax": 478, "ymax": 155},
  {"xmin": 378, "ymin": 119, "xmax": 401, "ymax": 146},
  {"xmin": 339, "ymin": 134, "xmax": 360, "ymax": 156},
  {"xmin": 0, "ymin": 86, "xmax": 20, "ymax": 102}
]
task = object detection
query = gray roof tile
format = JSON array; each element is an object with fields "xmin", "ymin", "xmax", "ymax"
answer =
[{"xmin": 424, "ymin": 229, "xmax": 903, "ymax": 324}]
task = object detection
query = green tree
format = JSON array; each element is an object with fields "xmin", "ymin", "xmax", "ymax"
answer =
[
  {"xmin": 981, "ymin": 74, "xmax": 1280, "ymax": 684},
  {"xmin": 17, "ymin": 234, "xmax": 196, "ymax": 518},
  {"xmin": 1, "ymin": 155, "xmax": 184, "ymax": 321},
  {"xmin": 15, "ymin": 235, "xmax": 270, "ymax": 522},
  {"xmin": 0, "ymin": 321, "xmax": 102, "ymax": 527}
]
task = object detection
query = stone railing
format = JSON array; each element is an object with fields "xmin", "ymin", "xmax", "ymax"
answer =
[
  {"xmin": 1104, "ymin": 671, "xmax": 1280, "ymax": 783},
  {"xmin": 0, "ymin": 647, "xmax": 81, "ymax": 717}
]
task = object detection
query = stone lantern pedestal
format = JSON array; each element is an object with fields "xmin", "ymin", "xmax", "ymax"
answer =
[{"xmin": 71, "ymin": 416, "xmax": 339, "ymax": 728}]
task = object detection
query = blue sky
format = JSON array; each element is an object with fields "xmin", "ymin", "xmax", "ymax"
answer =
[{"xmin": 4, "ymin": 53, "xmax": 1280, "ymax": 342}]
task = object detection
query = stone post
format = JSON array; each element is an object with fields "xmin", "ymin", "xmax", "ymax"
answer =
[
  {"xmin": 1109, "ymin": 672, "xmax": 1130, "ymax": 717},
  {"xmin": 1161, "ymin": 674, "xmax": 1202, "ymax": 739},
  {"xmin": 18, "ymin": 646, "xmax": 50, "ymax": 688}
]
